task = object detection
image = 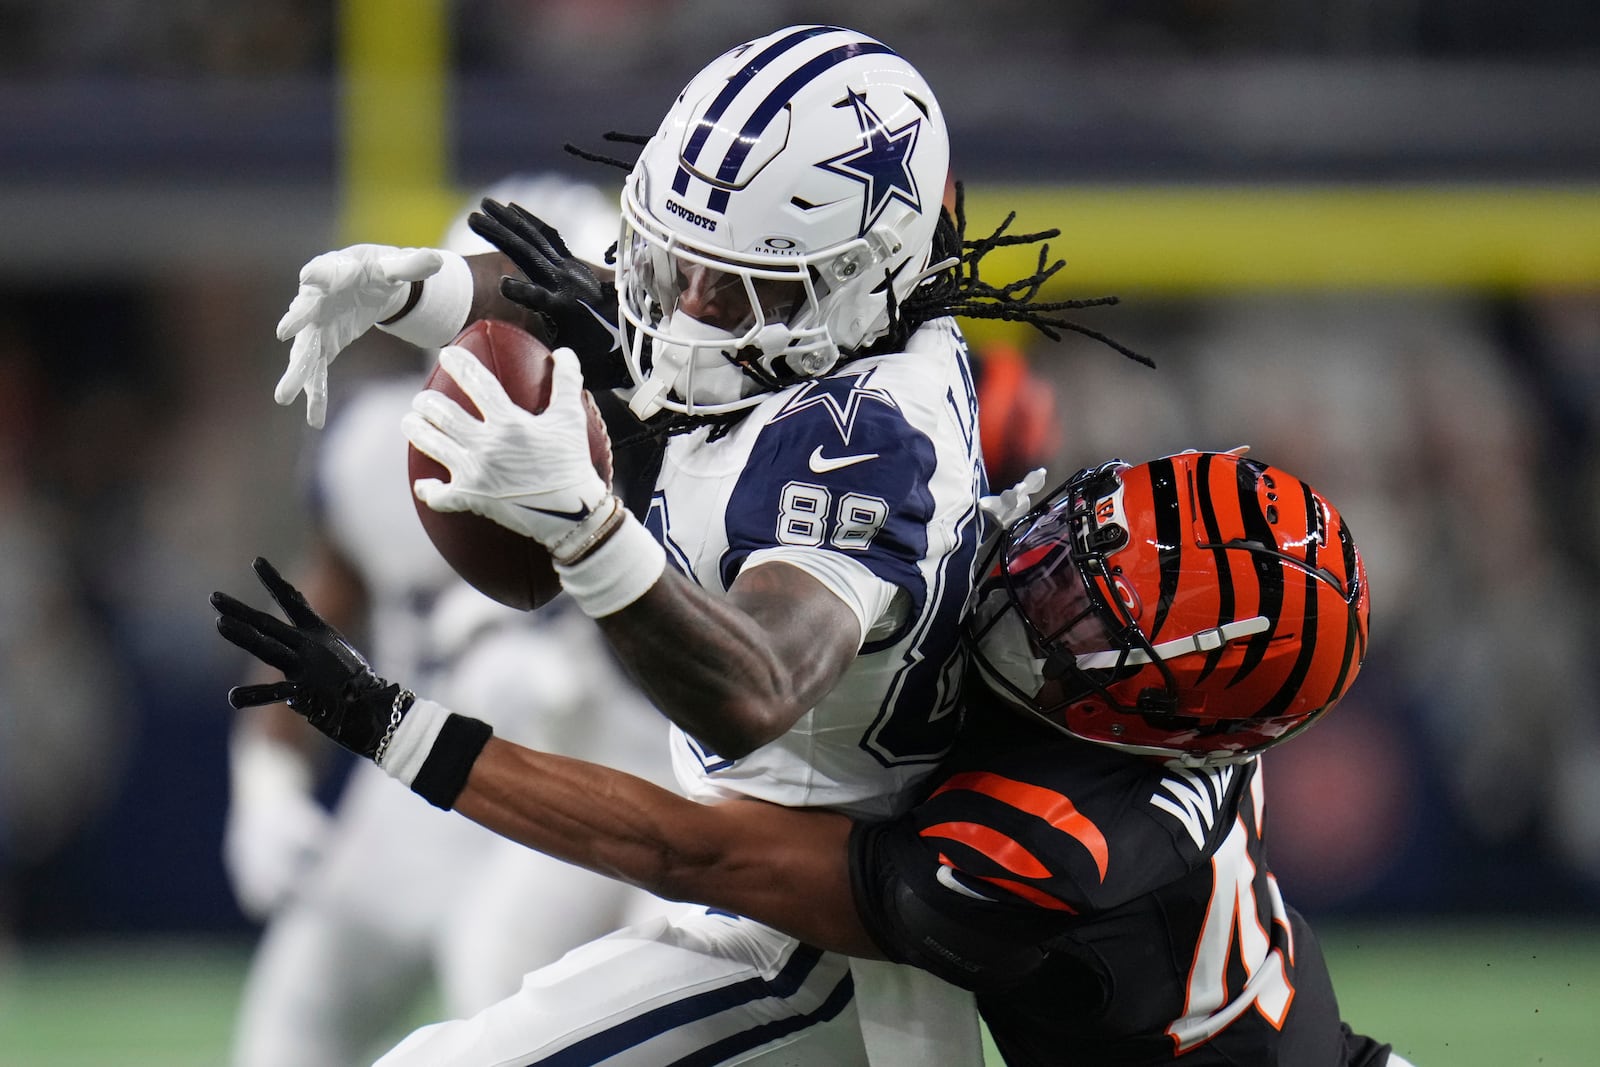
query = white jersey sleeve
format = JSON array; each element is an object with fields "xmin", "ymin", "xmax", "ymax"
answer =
[{"xmin": 651, "ymin": 319, "xmax": 985, "ymax": 818}]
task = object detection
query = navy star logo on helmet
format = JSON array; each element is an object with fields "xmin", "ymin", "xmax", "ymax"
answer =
[{"xmin": 816, "ymin": 90, "xmax": 924, "ymax": 238}]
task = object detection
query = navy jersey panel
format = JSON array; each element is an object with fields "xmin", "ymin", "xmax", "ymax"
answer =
[{"xmin": 719, "ymin": 368, "xmax": 937, "ymax": 612}]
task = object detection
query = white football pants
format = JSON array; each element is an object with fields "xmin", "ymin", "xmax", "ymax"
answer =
[{"xmin": 373, "ymin": 907, "xmax": 983, "ymax": 1067}]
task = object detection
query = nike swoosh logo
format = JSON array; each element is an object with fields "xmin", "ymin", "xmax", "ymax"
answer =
[
  {"xmin": 514, "ymin": 501, "xmax": 592, "ymax": 522},
  {"xmin": 808, "ymin": 446, "xmax": 879, "ymax": 473},
  {"xmin": 935, "ymin": 864, "xmax": 994, "ymax": 901},
  {"xmin": 579, "ymin": 301, "xmax": 624, "ymax": 354}
]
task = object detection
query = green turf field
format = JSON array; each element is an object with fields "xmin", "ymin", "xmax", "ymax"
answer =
[{"xmin": 2, "ymin": 922, "xmax": 1596, "ymax": 1066}]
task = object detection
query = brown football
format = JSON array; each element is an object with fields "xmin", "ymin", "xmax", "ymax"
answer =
[{"xmin": 407, "ymin": 318, "xmax": 613, "ymax": 610}]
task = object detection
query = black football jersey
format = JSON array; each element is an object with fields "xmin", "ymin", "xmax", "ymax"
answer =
[{"xmin": 848, "ymin": 707, "xmax": 1394, "ymax": 1066}]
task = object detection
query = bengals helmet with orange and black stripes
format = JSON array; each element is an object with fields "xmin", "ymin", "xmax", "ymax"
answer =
[{"xmin": 967, "ymin": 449, "xmax": 1369, "ymax": 767}]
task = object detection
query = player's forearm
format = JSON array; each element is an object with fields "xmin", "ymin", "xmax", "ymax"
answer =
[
  {"xmin": 463, "ymin": 251, "xmax": 549, "ymax": 335},
  {"xmin": 455, "ymin": 737, "xmax": 698, "ymax": 889},
  {"xmin": 453, "ymin": 736, "xmax": 884, "ymax": 958},
  {"xmin": 594, "ymin": 563, "xmax": 859, "ymax": 759}
]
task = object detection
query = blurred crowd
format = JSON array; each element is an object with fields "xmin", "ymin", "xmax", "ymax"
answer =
[
  {"xmin": 1, "ymin": 0, "xmax": 1596, "ymax": 76},
  {"xmin": 1, "ymin": 1, "xmax": 1597, "ymax": 948}
]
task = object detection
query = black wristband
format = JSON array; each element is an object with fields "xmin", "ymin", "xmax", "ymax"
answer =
[
  {"xmin": 377, "ymin": 280, "xmax": 425, "ymax": 325},
  {"xmin": 410, "ymin": 713, "xmax": 494, "ymax": 809}
]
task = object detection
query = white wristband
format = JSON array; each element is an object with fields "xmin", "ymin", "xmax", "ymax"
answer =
[
  {"xmin": 377, "ymin": 697, "xmax": 450, "ymax": 788},
  {"xmin": 378, "ymin": 250, "xmax": 474, "ymax": 348},
  {"xmin": 554, "ymin": 511, "xmax": 667, "ymax": 617}
]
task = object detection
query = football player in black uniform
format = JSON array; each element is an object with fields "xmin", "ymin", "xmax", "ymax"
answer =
[
  {"xmin": 212, "ymin": 448, "xmax": 1412, "ymax": 1066},
  {"xmin": 851, "ymin": 448, "xmax": 1405, "ymax": 1065}
]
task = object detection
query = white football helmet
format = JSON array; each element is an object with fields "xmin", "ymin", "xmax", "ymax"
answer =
[{"xmin": 618, "ymin": 25, "xmax": 951, "ymax": 418}]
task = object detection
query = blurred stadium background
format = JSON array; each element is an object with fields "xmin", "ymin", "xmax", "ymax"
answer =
[{"xmin": 1, "ymin": 1, "xmax": 1598, "ymax": 1064}]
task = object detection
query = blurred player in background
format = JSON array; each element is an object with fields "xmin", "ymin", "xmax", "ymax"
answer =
[
  {"xmin": 213, "ymin": 448, "xmax": 1412, "ymax": 1066},
  {"xmin": 259, "ymin": 22, "xmax": 1148, "ymax": 1066},
  {"xmin": 223, "ymin": 175, "xmax": 675, "ymax": 1067}
]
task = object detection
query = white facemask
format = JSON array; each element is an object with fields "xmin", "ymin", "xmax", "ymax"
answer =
[{"xmin": 627, "ymin": 312, "xmax": 762, "ymax": 419}]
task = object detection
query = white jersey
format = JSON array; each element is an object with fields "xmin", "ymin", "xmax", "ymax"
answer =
[{"xmin": 651, "ymin": 318, "xmax": 984, "ymax": 818}]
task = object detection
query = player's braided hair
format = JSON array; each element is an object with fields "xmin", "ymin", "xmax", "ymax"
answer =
[
  {"xmin": 871, "ymin": 181, "xmax": 1152, "ymax": 368},
  {"xmin": 567, "ymin": 136, "xmax": 1149, "ymax": 443}
]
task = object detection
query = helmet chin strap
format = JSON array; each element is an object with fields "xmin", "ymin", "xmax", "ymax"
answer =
[{"xmin": 627, "ymin": 312, "xmax": 764, "ymax": 419}]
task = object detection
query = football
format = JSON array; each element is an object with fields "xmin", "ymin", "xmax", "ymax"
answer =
[{"xmin": 407, "ymin": 319, "xmax": 613, "ymax": 610}]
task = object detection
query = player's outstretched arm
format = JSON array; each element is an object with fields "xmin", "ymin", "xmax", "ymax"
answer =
[
  {"xmin": 274, "ymin": 243, "xmax": 545, "ymax": 428},
  {"xmin": 454, "ymin": 737, "xmax": 882, "ymax": 958},
  {"xmin": 209, "ymin": 556, "xmax": 881, "ymax": 957}
]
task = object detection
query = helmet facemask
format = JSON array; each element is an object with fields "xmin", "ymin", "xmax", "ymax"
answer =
[
  {"xmin": 969, "ymin": 463, "xmax": 1189, "ymax": 740},
  {"xmin": 619, "ymin": 193, "xmax": 849, "ymax": 418}
]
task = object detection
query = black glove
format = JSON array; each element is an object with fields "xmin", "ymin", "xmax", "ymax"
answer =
[
  {"xmin": 211, "ymin": 557, "xmax": 412, "ymax": 761},
  {"xmin": 468, "ymin": 198, "xmax": 634, "ymax": 390}
]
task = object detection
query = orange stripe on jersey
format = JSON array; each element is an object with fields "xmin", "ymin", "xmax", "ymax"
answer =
[
  {"xmin": 921, "ymin": 821, "xmax": 1050, "ymax": 878},
  {"xmin": 933, "ymin": 771, "xmax": 1110, "ymax": 882}
]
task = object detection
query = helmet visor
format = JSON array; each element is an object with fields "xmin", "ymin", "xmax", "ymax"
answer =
[
  {"xmin": 1004, "ymin": 508, "xmax": 1125, "ymax": 680},
  {"xmin": 974, "ymin": 464, "xmax": 1162, "ymax": 717},
  {"xmin": 622, "ymin": 219, "xmax": 815, "ymax": 336}
]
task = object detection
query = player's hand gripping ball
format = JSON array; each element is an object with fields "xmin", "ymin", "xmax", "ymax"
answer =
[{"xmin": 406, "ymin": 319, "xmax": 613, "ymax": 610}]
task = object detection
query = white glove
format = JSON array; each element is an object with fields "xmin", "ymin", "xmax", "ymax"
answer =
[
  {"xmin": 980, "ymin": 466, "xmax": 1048, "ymax": 530},
  {"xmin": 275, "ymin": 244, "xmax": 446, "ymax": 428},
  {"xmin": 405, "ymin": 345, "xmax": 623, "ymax": 563},
  {"xmin": 222, "ymin": 733, "xmax": 333, "ymax": 920}
]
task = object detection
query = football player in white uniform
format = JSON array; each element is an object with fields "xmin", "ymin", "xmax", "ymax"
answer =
[
  {"xmin": 223, "ymin": 177, "xmax": 673, "ymax": 1067},
  {"xmin": 256, "ymin": 24, "xmax": 1137, "ymax": 1066}
]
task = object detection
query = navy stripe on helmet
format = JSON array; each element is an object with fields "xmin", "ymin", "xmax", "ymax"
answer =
[
  {"xmin": 704, "ymin": 41, "xmax": 895, "ymax": 214},
  {"xmin": 674, "ymin": 25, "xmax": 847, "ymax": 196},
  {"xmin": 528, "ymin": 942, "xmax": 841, "ymax": 1066}
]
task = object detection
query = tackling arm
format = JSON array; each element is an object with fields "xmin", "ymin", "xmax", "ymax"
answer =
[
  {"xmin": 211, "ymin": 555, "xmax": 881, "ymax": 954},
  {"xmin": 453, "ymin": 735, "xmax": 884, "ymax": 959}
]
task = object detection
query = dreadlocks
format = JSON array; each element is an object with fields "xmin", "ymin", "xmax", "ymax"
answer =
[
  {"xmin": 878, "ymin": 181, "xmax": 1152, "ymax": 368},
  {"xmin": 566, "ymin": 140, "xmax": 1146, "ymax": 370}
]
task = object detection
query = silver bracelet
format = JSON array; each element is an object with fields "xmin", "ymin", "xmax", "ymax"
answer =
[
  {"xmin": 551, "ymin": 496, "xmax": 627, "ymax": 566},
  {"xmin": 373, "ymin": 688, "xmax": 415, "ymax": 766}
]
